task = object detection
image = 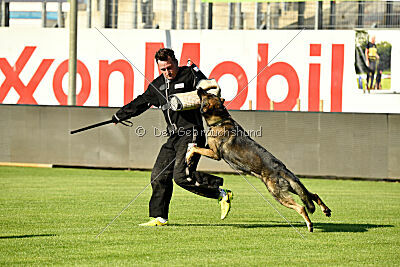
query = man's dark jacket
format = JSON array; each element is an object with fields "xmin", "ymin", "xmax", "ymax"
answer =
[{"xmin": 115, "ymin": 65, "xmax": 206, "ymax": 132}]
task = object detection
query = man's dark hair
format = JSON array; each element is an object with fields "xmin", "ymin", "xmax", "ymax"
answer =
[{"xmin": 155, "ymin": 48, "xmax": 178, "ymax": 64}]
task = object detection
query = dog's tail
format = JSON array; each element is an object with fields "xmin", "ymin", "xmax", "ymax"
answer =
[{"xmin": 280, "ymin": 169, "xmax": 316, "ymax": 214}]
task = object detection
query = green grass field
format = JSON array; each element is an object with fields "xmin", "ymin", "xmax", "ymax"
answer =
[
  {"xmin": 357, "ymin": 77, "xmax": 391, "ymax": 90},
  {"xmin": 1, "ymin": 166, "xmax": 399, "ymax": 265}
]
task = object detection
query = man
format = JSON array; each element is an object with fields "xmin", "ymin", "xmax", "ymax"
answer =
[
  {"xmin": 365, "ymin": 35, "xmax": 379, "ymax": 91},
  {"xmin": 375, "ymin": 63, "xmax": 383, "ymax": 90},
  {"xmin": 112, "ymin": 48, "xmax": 233, "ymax": 226}
]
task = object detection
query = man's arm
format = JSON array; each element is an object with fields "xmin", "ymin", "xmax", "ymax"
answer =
[
  {"xmin": 365, "ymin": 46, "xmax": 370, "ymax": 66},
  {"xmin": 112, "ymin": 86, "xmax": 159, "ymax": 123},
  {"xmin": 188, "ymin": 63, "xmax": 207, "ymax": 89}
]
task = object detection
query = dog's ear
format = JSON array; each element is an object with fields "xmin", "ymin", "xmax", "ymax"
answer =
[{"xmin": 220, "ymin": 98, "xmax": 225, "ymax": 104}]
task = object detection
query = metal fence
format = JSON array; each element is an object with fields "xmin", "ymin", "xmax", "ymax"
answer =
[
  {"xmin": 1, "ymin": 0, "xmax": 400, "ymax": 29},
  {"xmin": 96, "ymin": 0, "xmax": 400, "ymax": 30}
]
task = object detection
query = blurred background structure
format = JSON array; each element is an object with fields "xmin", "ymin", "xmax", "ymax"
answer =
[{"xmin": 1, "ymin": 0, "xmax": 400, "ymax": 30}]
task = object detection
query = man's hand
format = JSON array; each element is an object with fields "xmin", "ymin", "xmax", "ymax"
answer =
[
  {"xmin": 111, "ymin": 114, "xmax": 134, "ymax": 127},
  {"xmin": 111, "ymin": 114, "xmax": 120, "ymax": 124}
]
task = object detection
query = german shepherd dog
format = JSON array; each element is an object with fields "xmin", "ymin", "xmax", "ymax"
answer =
[{"xmin": 186, "ymin": 89, "xmax": 331, "ymax": 232}]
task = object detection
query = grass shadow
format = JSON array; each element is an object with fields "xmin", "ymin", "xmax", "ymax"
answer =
[
  {"xmin": 0, "ymin": 234, "xmax": 57, "ymax": 239},
  {"xmin": 314, "ymin": 222, "xmax": 394, "ymax": 233},
  {"xmin": 169, "ymin": 222, "xmax": 394, "ymax": 233},
  {"xmin": 169, "ymin": 223, "xmax": 303, "ymax": 228}
]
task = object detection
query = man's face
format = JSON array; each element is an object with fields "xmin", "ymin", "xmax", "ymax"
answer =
[{"xmin": 158, "ymin": 56, "xmax": 179, "ymax": 81}]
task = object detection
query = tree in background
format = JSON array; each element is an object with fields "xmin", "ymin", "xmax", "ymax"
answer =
[{"xmin": 376, "ymin": 41, "xmax": 391, "ymax": 72}]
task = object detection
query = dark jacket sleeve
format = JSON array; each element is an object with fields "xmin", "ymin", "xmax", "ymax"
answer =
[
  {"xmin": 189, "ymin": 63, "xmax": 207, "ymax": 86},
  {"xmin": 115, "ymin": 86, "xmax": 160, "ymax": 121}
]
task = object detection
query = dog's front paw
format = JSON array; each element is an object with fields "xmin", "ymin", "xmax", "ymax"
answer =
[
  {"xmin": 307, "ymin": 221, "xmax": 313, "ymax": 232},
  {"xmin": 185, "ymin": 148, "xmax": 195, "ymax": 166}
]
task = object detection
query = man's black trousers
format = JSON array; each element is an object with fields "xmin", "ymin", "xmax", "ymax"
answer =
[
  {"xmin": 149, "ymin": 128, "xmax": 223, "ymax": 219},
  {"xmin": 367, "ymin": 60, "xmax": 377, "ymax": 88}
]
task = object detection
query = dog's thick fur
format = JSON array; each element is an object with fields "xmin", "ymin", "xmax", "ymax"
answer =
[{"xmin": 186, "ymin": 89, "xmax": 331, "ymax": 232}]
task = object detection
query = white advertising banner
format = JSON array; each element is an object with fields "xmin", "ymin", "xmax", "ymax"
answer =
[{"xmin": 0, "ymin": 28, "xmax": 399, "ymax": 113}]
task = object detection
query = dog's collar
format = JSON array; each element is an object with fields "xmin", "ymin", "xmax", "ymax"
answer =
[{"xmin": 207, "ymin": 117, "xmax": 232, "ymax": 127}]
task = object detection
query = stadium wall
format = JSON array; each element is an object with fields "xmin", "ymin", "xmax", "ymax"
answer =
[{"xmin": 0, "ymin": 104, "xmax": 398, "ymax": 180}]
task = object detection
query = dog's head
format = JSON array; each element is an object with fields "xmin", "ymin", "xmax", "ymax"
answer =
[{"xmin": 197, "ymin": 89, "xmax": 228, "ymax": 119}]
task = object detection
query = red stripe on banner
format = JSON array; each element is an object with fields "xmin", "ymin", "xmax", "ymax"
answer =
[
  {"xmin": 331, "ymin": 44, "xmax": 344, "ymax": 112},
  {"xmin": 308, "ymin": 44, "xmax": 321, "ymax": 112}
]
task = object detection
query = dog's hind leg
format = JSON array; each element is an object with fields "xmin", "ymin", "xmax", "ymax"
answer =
[
  {"xmin": 310, "ymin": 193, "xmax": 331, "ymax": 217},
  {"xmin": 279, "ymin": 170, "xmax": 331, "ymax": 218},
  {"xmin": 279, "ymin": 170, "xmax": 316, "ymax": 214},
  {"xmin": 264, "ymin": 178, "xmax": 313, "ymax": 232}
]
